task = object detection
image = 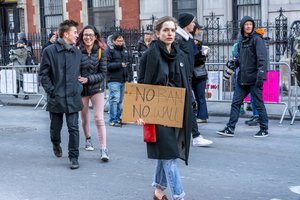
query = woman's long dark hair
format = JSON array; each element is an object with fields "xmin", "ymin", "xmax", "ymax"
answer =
[{"xmin": 76, "ymin": 25, "xmax": 107, "ymax": 49}]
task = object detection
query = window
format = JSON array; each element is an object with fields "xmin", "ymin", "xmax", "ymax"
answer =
[
  {"xmin": 173, "ymin": 0, "xmax": 197, "ymax": 20},
  {"xmin": 233, "ymin": 0, "xmax": 261, "ymax": 24},
  {"xmin": 40, "ymin": 0, "xmax": 63, "ymax": 34},
  {"xmin": 92, "ymin": 0, "xmax": 114, "ymax": 7},
  {"xmin": 88, "ymin": 0, "xmax": 115, "ymax": 31}
]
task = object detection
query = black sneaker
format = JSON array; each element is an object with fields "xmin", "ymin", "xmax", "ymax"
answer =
[
  {"xmin": 53, "ymin": 144, "xmax": 62, "ymax": 157},
  {"xmin": 70, "ymin": 158, "xmax": 79, "ymax": 169},
  {"xmin": 114, "ymin": 122, "xmax": 122, "ymax": 127},
  {"xmin": 247, "ymin": 116, "xmax": 260, "ymax": 126},
  {"xmin": 216, "ymin": 127, "xmax": 234, "ymax": 137},
  {"xmin": 254, "ymin": 129, "xmax": 269, "ymax": 138},
  {"xmin": 245, "ymin": 116, "xmax": 256, "ymax": 124}
]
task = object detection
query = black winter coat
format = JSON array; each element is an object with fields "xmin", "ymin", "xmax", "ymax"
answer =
[
  {"xmin": 137, "ymin": 38, "xmax": 150, "ymax": 57},
  {"xmin": 106, "ymin": 45, "xmax": 133, "ymax": 83},
  {"xmin": 237, "ymin": 16, "xmax": 268, "ymax": 85},
  {"xmin": 80, "ymin": 44, "xmax": 107, "ymax": 96},
  {"xmin": 175, "ymin": 33, "xmax": 195, "ymax": 79},
  {"xmin": 39, "ymin": 40, "xmax": 83, "ymax": 113},
  {"xmin": 138, "ymin": 40, "xmax": 192, "ymax": 165}
]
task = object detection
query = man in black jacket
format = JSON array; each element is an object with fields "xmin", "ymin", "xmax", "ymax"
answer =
[
  {"xmin": 176, "ymin": 13, "xmax": 213, "ymax": 146},
  {"xmin": 39, "ymin": 20, "xmax": 83, "ymax": 169},
  {"xmin": 107, "ymin": 33, "xmax": 133, "ymax": 127},
  {"xmin": 217, "ymin": 16, "xmax": 269, "ymax": 138}
]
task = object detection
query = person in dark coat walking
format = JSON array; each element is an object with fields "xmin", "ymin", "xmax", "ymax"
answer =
[
  {"xmin": 216, "ymin": 16, "xmax": 269, "ymax": 138},
  {"xmin": 76, "ymin": 25, "xmax": 109, "ymax": 162},
  {"xmin": 176, "ymin": 13, "xmax": 213, "ymax": 147},
  {"xmin": 39, "ymin": 20, "xmax": 83, "ymax": 169},
  {"xmin": 137, "ymin": 16, "xmax": 192, "ymax": 200}
]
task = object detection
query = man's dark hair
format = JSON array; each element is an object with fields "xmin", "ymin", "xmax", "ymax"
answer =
[
  {"xmin": 58, "ymin": 20, "xmax": 79, "ymax": 38},
  {"xmin": 112, "ymin": 33, "xmax": 124, "ymax": 41}
]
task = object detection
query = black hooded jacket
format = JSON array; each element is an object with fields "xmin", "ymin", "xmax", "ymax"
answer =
[{"xmin": 236, "ymin": 16, "xmax": 268, "ymax": 85}]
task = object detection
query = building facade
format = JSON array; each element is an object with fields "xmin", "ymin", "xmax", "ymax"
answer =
[
  {"xmin": 1, "ymin": 0, "xmax": 300, "ymax": 65},
  {"xmin": 2, "ymin": 0, "xmax": 299, "ymax": 35}
]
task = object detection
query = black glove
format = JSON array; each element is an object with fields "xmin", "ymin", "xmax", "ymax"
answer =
[
  {"xmin": 226, "ymin": 60, "xmax": 235, "ymax": 69},
  {"xmin": 256, "ymin": 79, "xmax": 264, "ymax": 87}
]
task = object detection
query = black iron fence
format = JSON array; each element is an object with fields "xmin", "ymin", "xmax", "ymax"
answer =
[{"xmin": 1, "ymin": 9, "xmax": 299, "ymax": 67}]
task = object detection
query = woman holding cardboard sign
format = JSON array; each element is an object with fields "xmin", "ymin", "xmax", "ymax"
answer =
[{"xmin": 137, "ymin": 16, "xmax": 192, "ymax": 200}]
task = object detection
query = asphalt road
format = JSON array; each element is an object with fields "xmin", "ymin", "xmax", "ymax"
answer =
[{"xmin": 0, "ymin": 106, "xmax": 300, "ymax": 200}]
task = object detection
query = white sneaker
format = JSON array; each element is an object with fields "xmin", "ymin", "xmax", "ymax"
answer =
[
  {"xmin": 85, "ymin": 138, "xmax": 94, "ymax": 151},
  {"xmin": 193, "ymin": 135, "xmax": 213, "ymax": 147},
  {"xmin": 100, "ymin": 148, "xmax": 109, "ymax": 162}
]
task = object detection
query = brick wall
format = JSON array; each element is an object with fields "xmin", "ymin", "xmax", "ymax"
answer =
[
  {"xmin": 26, "ymin": 0, "xmax": 35, "ymax": 33},
  {"xmin": 66, "ymin": 0, "xmax": 83, "ymax": 29},
  {"xmin": 119, "ymin": 0, "xmax": 140, "ymax": 28}
]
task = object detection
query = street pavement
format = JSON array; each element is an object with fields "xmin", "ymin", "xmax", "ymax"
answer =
[{"xmin": 0, "ymin": 99, "xmax": 300, "ymax": 200}]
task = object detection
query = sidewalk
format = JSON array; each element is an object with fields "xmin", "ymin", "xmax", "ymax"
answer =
[{"xmin": 1, "ymin": 93, "xmax": 298, "ymax": 122}]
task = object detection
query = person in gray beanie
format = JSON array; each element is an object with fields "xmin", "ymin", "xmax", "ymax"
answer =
[{"xmin": 176, "ymin": 13, "xmax": 213, "ymax": 147}]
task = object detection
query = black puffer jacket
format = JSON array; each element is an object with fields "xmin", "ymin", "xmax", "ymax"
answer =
[
  {"xmin": 106, "ymin": 45, "xmax": 133, "ymax": 83},
  {"xmin": 80, "ymin": 44, "xmax": 107, "ymax": 96},
  {"xmin": 237, "ymin": 16, "xmax": 268, "ymax": 85}
]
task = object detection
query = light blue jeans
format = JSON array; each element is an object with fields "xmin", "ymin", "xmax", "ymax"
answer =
[
  {"xmin": 152, "ymin": 159, "xmax": 185, "ymax": 200},
  {"xmin": 107, "ymin": 82, "xmax": 124, "ymax": 123}
]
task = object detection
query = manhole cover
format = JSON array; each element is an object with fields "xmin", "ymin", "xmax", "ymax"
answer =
[{"xmin": 0, "ymin": 127, "xmax": 37, "ymax": 133}]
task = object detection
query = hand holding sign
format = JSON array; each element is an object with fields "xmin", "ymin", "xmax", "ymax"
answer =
[{"xmin": 122, "ymin": 83, "xmax": 186, "ymax": 128}]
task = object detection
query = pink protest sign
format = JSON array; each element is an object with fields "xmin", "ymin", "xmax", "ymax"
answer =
[{"xmin": 244, "ymin": 71, "xmax": 279, "ymax": 103}]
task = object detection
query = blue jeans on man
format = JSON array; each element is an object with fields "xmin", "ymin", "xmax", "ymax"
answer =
[
  {"xmin": 227, "ymin": 83, "xmax": 268, "ymax": 131},
  {"xmin": 107, "ymin": 82, "xmax": 124, "ymax": 124}
]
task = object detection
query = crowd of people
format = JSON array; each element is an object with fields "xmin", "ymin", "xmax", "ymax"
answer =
[{"xmin": 34, "ymin": 11, "xmax": 269, "ymax": 200}]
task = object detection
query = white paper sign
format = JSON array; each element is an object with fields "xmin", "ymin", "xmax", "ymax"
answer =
[
  {"xmin": 206, "ymin": 71, "xmax": 223, "ymax": 100},
  {"xmin": 0, "ymin": 69, "xmax": 17, "ymax": 94},
  {"xmin": 23, "ymin": 73, "xmax": 38, "ymax": 93}
]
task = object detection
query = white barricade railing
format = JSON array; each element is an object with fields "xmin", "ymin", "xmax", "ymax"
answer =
[
  {"xmin": 0, "ymin": 65, "xmax": 46, "ymax": 109},
  {"xmin": 204, "ymin": 62, "xmax": 295, "ymax": 124}
]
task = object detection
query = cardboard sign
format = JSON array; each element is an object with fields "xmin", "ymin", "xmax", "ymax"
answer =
[{"xmin": 122, "ymin": 83, "xmax": 186, "ymax": 128}]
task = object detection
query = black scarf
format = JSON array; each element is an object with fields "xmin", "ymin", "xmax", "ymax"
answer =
[
  {"xmin": 57, "ymin": 37, "xmax": 75, "ymax": 52},
  {"xmin": 145, "ymin": 39, "xmax": 182, "ymax": 87}
]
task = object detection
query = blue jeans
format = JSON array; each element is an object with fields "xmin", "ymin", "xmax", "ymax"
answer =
[
  {"xmin": 152, "ymin": 159, "xmax": 185, "ymax": 200},
  {"xmin": 107, "ymin": 82, "xmax": 124, "ymax": 123},
  {"xmin": 227, "ymin": 83, "xmax": 268, "ymax": 130},
  {"xmin": 192, "ymin": 79, "xmax": 208, "ymax": 120},
  {"xmin": 250, "ymin": 93, "xmax": 259, "ymax": 116}
]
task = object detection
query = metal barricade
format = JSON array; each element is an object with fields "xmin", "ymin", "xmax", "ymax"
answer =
[
  {"xmin": 0, "ymin": 64, "xmax": 45, "ymax": 109},
  {"xmin": 204, "ymin": 62, "xmax": 294, "ymax": 124},
  {"xmin": 291, "ymin": 74, "xmax": 300, "ymax": 125}
]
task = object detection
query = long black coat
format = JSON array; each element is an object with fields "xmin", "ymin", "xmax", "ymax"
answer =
[
  {"xmin": 39, "ymin": 41, "xmax": 83, "ymax": 113},
  {"xmin": 138, "ymin": 41, "xmax": 192, "ymax": 165}
]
